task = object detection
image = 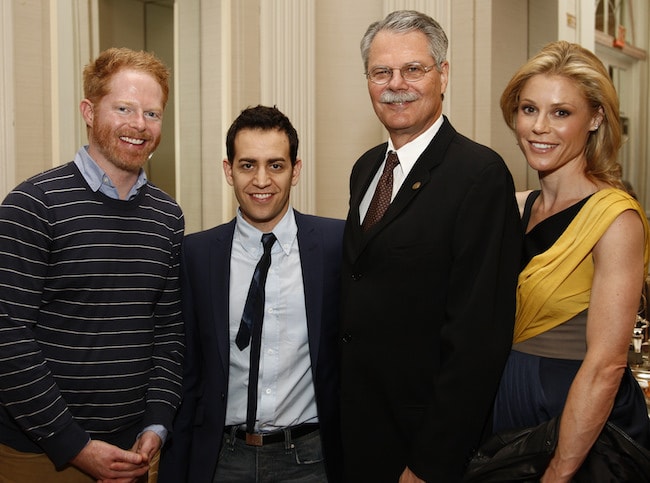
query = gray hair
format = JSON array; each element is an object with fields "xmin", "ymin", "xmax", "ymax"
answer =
[{"xmin": 360, "ymin": 10, "xmax": 448, "ymax": 73}]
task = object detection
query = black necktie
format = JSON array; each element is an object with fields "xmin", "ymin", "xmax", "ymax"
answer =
[
  {"xmin": 235, "ymin": 232, "xmax": 276, "ymax": 433},
  {"xmin": 362, "ymin": 151, "xmax": 400, "ymax": 231}
]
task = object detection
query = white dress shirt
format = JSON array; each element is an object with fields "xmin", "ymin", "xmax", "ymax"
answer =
[
  {"xmin": 359, "ymin": 115, "xmax": 444, "ymax": 223},
  {"xmin": 225, "ymin": 207, "xmax": 318, "ymax": 431}
]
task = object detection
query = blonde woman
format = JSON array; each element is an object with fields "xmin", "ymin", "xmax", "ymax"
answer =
[{"xmin": 493, "ymin": 40, "xmax": 650, "ymax": 482}]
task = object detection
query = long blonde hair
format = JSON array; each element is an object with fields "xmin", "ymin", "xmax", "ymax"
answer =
[{"xmin": 501, "ymin": 41, "xmax": 623, "ymax": 188}]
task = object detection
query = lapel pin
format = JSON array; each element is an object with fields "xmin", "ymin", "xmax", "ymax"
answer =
[{"xmin": 412, "ymin": 181, "xmax": 422, "ymax": 190}]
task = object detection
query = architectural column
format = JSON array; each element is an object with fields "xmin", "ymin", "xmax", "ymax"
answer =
[
  {"xmin": 50, "ymin": 0, "xmax": 96, "ymax": 168},
  {"xmin": 0, "ymin": 0, "xmax": 15, "ymax": 200},
  {"xmin": 175, "ymin": 0, "xmax": 225, "ymax": 233},
  {"xmin": 259, "ymin": 0, "xmax": 315, "ymax": 214}
]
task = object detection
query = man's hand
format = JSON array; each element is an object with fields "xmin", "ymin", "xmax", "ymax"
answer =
[
  {"xmin": 399, "ymin": 466, "xmax": 426, "ymax": 483},
  {"xmin": 94, "ymin": 431, "xmax": 162, "ymax": 483},
  {"xmin": 70, "ymin": 440, "xmax": 148, "ymax": 482},
  {"xmin": 131, "ymin": 430, "xmax": 162, "ymax": 463}
]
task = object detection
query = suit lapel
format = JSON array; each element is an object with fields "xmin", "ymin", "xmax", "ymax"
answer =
[
  {"xmin": 295, "ymin": 212, "xmax": 322, "ymax": 369},
  {"xmin": 210, "ymin": 221, "xmax": 235, "ymax": 377},
  {"xmin": 349, "ymin": 147, "xmax": 386, "ymax": 220},
  {"xmin": 351, "ymin": 117, "xmax": 457, "ymax": 252},
  {"xmin": 347, "ymin": 144, "xmax": 386, "ymax": 258}
]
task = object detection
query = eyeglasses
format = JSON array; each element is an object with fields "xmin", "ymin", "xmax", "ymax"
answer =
[{"xmin": 365, "ymin": 62, "xmax": 436, "ymax": 85}]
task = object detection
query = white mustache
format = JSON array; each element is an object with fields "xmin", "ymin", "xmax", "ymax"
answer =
[{"xmin": 380, "ymin": 90, "xmax": 419, "ymax": 104}]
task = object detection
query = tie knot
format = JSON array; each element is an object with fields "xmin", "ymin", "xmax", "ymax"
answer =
[
  {"xmin": 261, "ymin": 233, "xmax": 276, "ymax": 253},
  {"xmin": 386, "ymin": 151, "xmax": 400, "ymax": 170}
]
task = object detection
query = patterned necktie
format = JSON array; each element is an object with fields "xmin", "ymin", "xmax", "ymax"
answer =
[
  {"xmin": 235, "ymin": 232, "xmax": 276, "ymax": 433},
  {"xmin": 362, "ymin": 151, "xmax": 400, "ymax": 231},
  {"xmin": 235, "ymin": 232, "xmax": 276, "ymax": 350}
]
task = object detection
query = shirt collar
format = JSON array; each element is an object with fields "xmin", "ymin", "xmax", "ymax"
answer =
[
  {"xmin": 387, "ymin": 115, "xmax": 444, "ymax": 171},
  {"xmin": 235, "ymin": 206, "xmax": 298, "ymax": 256},
  {"xmin": 74, "ymin": 145, "xmax": 148, "ymax": 199}
]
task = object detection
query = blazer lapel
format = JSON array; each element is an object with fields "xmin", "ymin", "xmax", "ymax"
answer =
[
  {"xmin": 347, "ymin": 144, "xmax": 387, "ymax": 259},
  {"xmin": 358, "ymin": 117, "xmax": 457, "ymax": 241},
  {"xmin": 349, "ymin": 148, "xmax": 386, "ymax": 220},
  {"xmin": 295, "ymin": 212, "xmax": 322, "ymax": 369},
  {"xmin": 209, "ymin": 221, "xmax": 235, "ymax": 377}
]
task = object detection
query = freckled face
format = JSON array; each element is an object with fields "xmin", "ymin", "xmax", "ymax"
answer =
[
  {"xmin": 82, "ymin": 68, "xmax": 164, "ymax": 174},
  {"xmin": 515, "ymin": 74, "xmax": 601, "ymax": 176},
  {"xmin": 367, "ymin": 30, "xmax": 448, "ymax": 148},
  {"xmin": 223, "ymin": 128, "xmax": 302, "ymax": 233}
]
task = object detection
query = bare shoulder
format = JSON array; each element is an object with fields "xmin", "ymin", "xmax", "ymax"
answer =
[
  {"xmin": 593, "ymin": 208, "xmax": 646, "ymax": 267},
  {"xmin": 601, "ymin": 208, "xmax": 645, "ymax": 244}
]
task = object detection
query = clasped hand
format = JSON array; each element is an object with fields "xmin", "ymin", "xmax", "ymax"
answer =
[{"xmin": 71, "ymin": 430, "xmax": 161, "ymax": 483}]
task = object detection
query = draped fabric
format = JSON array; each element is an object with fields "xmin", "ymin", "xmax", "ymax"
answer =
[{"xmin": 514, "ymin": 188, "xmax": 649, "ymax": 344}]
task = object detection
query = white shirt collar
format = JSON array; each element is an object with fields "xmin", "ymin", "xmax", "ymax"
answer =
[
  {"xmin": 234, "ymin": 206, "xmax": 297, "ymax": 256},
  {"xmin": 387, "ymin": 115, "xmax": 444, "ymax": 176}
]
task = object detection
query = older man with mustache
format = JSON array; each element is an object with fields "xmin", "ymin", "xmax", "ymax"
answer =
[{"xmin": 339, "ymin": 10, "xmax": 522, "ymax": 482}]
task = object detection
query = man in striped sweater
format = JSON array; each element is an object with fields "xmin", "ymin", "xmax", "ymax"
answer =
[{"xmin": 0, "ymin": 48, "xmax": 184, "ymax": 483}]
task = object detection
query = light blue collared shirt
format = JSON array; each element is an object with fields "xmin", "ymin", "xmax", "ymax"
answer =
[
  {"xmin": 360, "ymin": 115, "xmax": 444, "ymax": 223},
  {"xmin": 74, "ymin": 146, "xmax": 147, "ymax": 200},
  {"xmin": 225, "ymin": 207, "xmax": 318, "ymax": 431}
]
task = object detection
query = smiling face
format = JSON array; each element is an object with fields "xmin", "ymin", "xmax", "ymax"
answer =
[
  {"xmin": 81, "ymin": 68, "xmax": 164, "ymax": 175},
  {"xmin": 367, "ymin": 30, "xmax": 448, "ymax": 149},
  {"xmin": 223, "ymin": 128, "xmax": 302, "ymax": 233},
  {"xmin": 515, "ymin": 74, "xmax": 602, "ymax": 178}
]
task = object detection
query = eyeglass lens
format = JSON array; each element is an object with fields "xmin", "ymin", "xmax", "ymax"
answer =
[{"xmin": 368, "ymin": 63, "xmax": 430, "ymax": 84}]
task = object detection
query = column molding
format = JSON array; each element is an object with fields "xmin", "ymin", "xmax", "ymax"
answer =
[
  {"xmin": 49, "ymin": 0, "xmax": 96, "ymax": 168},
  {"xmin": 260, "ymin": 0, "xmax": 315, "ymax": 214},
  {"xmin": 0, "ymin": 0, "xmax": 15, "ymax": 200}
]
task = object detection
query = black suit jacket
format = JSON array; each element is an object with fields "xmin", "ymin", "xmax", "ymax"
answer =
[
  {"xmin": 340, "ymin": 117, "xmax": 522, "ymax": 482},
  {"xmin": 159, "ymin": 211, "xmax": 344, "ymax": 482}
]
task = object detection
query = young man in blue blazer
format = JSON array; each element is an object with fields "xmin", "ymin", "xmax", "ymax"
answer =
[{"xmin": 160, "ymin": 105, "xmax": 344, "ymax": 482}]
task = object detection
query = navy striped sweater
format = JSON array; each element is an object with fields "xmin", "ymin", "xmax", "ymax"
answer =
[{"xmin": 0, "ymin": 161, "xmax": 184, "ymax": 467}]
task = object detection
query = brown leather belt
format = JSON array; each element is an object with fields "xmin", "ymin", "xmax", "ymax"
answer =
[{"xmin": 225, "ymin": 423, "xmax": 319, "ymax": 447}]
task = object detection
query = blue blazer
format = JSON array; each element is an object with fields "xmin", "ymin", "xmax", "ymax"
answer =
[{"xmin": 159, "ymin": 211, "xmax": 344, "ymax": 483}]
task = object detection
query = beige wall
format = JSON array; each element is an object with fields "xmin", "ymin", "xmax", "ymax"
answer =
[
  {"xmin": 175, "ymin": 0, "xmax": 386, "ymax": 232},
  {"xmin": 172, "ymin": 0, "xmax": 208, "ymax": 233},
  {"xmin": 3, "ymin": 0, "xmax": 650, "ymax": 227},
  {"xmin": 98, "ymin": 0, "xmax": 176, "ymax": 198},
  {"xmin": 315, "ymin": 0, "xmax": 386, "ymax": 219},
  {"xmin": 297, "ymin": 0, "xmax": 535, "ymax": 220},
  {"xmin": 12, "ymin": 0, "xmax": 52, "ymax": 184},
  {"xmin": 448, "ymin": 0, "xmax": 530, "ymax": 189},
  {"xmin": 0, "ymin": 1, "xmax": 14, "ymax": 197},
  {"xmin": 488, "ymin": 1, "xmax": 530, "ymax": 188}
]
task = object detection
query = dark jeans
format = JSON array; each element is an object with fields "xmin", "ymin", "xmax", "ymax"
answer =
[{"xmin": 213, "ymin": 428, "xmax": 327, "ymax": 483}]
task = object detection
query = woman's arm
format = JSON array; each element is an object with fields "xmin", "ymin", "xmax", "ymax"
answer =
[{"xmin": 542, "ymin": 209, "xmax": 646, "ymax": 482}]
